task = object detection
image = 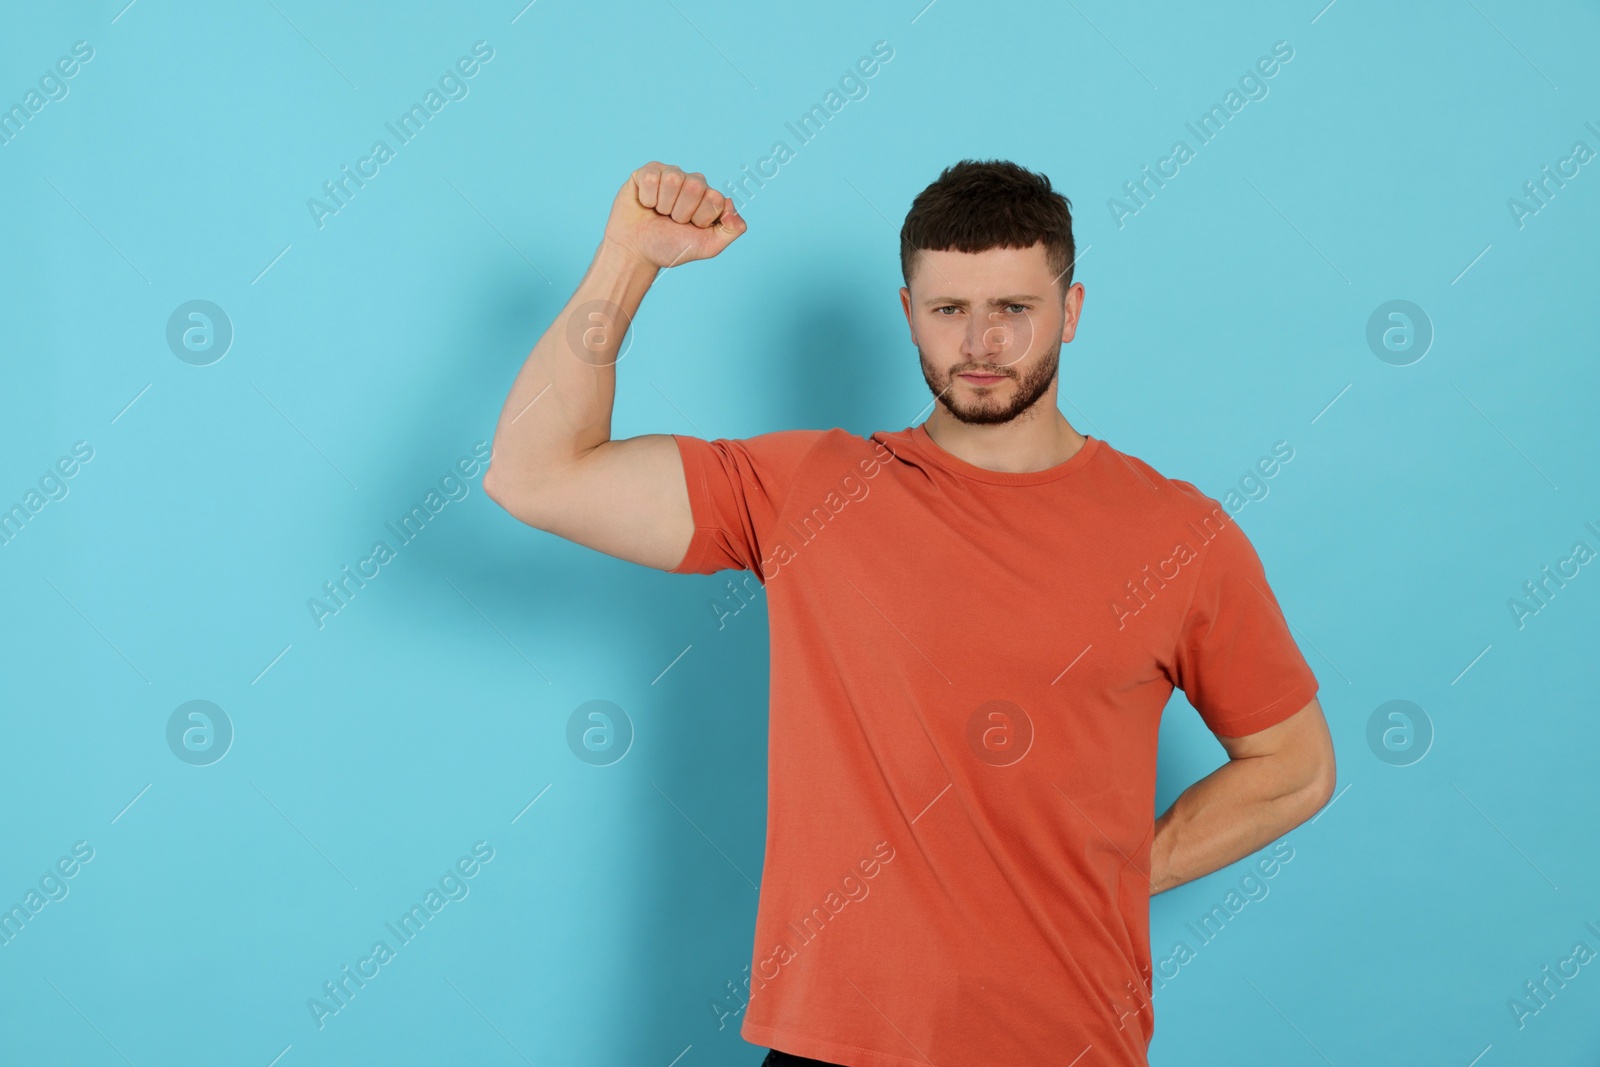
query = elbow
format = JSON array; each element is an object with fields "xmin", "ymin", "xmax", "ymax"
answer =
[
  {"xmin": 481, "ymin": 464, "xmax": 549, "ymax": 528},
  {"xmin": 1301, "ymin": 747, "xmax": 1338, "ymax": 818},
  {"xmin": 482, "ymin": 463, "xmax": 508, "ymax": 505},
  {"xmin": 482, "ymin": 464, "xmax": 511, "ymax": 510}
]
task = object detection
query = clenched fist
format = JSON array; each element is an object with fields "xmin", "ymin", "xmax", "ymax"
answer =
[{"xmin": 603, "ymin": 162, "xmax": 747, "ymax": 269}]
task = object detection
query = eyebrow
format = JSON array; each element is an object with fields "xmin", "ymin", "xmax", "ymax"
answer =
[{"xmin": 921, "ymin": 294, "xmax": 1044, "ymax": 306}]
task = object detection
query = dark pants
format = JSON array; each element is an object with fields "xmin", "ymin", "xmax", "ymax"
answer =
[{"xmin": 761, "ymin": 1050, "xmax": 845, "ymax": 1067}]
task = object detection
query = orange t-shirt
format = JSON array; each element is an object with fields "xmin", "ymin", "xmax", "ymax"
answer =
[{"xmin": 671, "ymin": 424, "xmax": 1319, "ymax": 1067}]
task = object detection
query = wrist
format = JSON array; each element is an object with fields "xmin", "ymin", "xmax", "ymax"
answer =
[
  {"xmin": 1148, "ymin": 816, "xmax": 1174, "ymax": 895},
  {"xmin": 593, "ymin": 235, "xmax": 661, "ymax": 280}
]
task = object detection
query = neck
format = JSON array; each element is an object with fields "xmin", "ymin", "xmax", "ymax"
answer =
[{"xmin": 922, "ymin": 401, "xmax": 1086, "ymax": 475}]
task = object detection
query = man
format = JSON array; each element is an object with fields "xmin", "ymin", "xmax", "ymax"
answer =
[{"xmin": 484, "ymin": 159, "xmax": 1336, "ymax": 1066}]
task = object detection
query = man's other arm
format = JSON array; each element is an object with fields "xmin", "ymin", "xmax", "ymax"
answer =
[{"xmin": 1146, "ymin": 697, "xmax": 1336, "ymax": 894}]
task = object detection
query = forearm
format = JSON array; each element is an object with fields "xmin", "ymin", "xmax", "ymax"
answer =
[
  {"xmin": 485, "ymin": 239, "xmax": 660, "ymax": 492},
  {"xmin": 1147, "ymin": 754, "xmax": 1327, "ymax": 895}
]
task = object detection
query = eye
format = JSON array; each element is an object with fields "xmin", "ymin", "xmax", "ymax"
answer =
[
  {"xmin": 1004, "ymin": 303, "xmax": 1029, "ymax": 314},
  {"xmin": 934, "ymin": 306, "xmax": 961, "ymax": 315}
]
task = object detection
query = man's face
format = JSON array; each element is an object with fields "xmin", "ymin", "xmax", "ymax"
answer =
[{"xmin": 899, "ymin": 242, "xmax": 1084, "ymax": 426}]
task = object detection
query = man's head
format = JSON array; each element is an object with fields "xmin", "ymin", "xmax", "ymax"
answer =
[{"xmin": 898, "ymin": 160, "xmax": 1084, "ymax": 426}]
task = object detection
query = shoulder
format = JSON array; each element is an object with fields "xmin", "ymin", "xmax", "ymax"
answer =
[
  {"xmin": 781, "ymin": 427, "xmax": 901, "ymax": 468},
  {"xmin": 1095, "ymin": 440, "xmax": 1230, "ymax": 527},
  {"xmin": 673, "ymin": 428, "xmax": 874, "ymax": 504},
  {"xmin": 728, "ymin": 427, "xmax": 834, "ymax": 454},
  {"xmin": 674, "ymin": 427, "xmax": 831, "ymax": 470},
  {"xmin": 781, "ymin": 428, "xmax": 905, "ymax": 485}
]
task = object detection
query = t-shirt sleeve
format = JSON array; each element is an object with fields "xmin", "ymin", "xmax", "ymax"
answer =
[
  {"xmin": 669, "ymin": 430, "xmax": 827, "ymax": 577},
  {"xmin": 1169, "ymin": 510, "xmax": 1320, "ymax": 738}
]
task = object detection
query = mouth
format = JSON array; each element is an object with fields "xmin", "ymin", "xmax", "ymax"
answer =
[{"xmin": 958, "ymin": 372, "xmax": 1009, "ymax": 386}]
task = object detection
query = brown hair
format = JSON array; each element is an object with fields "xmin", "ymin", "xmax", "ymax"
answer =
[{"xmin": 899, "ymin": 159, "xmax": 1077, "ymax": 297}]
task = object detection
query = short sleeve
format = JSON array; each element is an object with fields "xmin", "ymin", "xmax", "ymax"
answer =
[
  {"xmin": 669, "ymin": 430, "xmax": 827, "ymax": 577},
  {"xmin": 1170, "ymin": 512, "xmax": 1320, "ymax": 738}
]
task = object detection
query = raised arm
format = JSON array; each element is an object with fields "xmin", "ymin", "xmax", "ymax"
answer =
[{"xmin": 482, "ymin": 163, "xmax": 746, "ymax": 569}]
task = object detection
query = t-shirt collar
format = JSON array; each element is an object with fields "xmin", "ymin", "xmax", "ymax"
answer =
[{"xmin": 891, "ymin": 423, "xmax": 1102, "ymax": 486}]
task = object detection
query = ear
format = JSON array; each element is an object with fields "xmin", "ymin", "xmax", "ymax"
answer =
[
  {"xmin": 1060, "ymin": 283, "xmax": 1085, "ymax": 344},
  {"xmin": 899, "ymin": 286, "xmax": 916, "ymax": 342}
]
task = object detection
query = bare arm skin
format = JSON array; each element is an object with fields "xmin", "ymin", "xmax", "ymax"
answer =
[
  {"xmin": 1146, "ymin": 697, "xmax": 1336, "ymax": 894},
  {"xmin": 482, "ymin": 162, "xmax": 747, "ymax": 569}
]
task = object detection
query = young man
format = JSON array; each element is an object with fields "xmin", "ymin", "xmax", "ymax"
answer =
[{"xmin": 484, "ymin": 160, "xmax": 1336, "ymax": 1066}]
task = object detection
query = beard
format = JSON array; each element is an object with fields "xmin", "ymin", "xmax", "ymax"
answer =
[{"xmin": 918, "ymin": 338, "xmax": 1061, "ymax": 426}]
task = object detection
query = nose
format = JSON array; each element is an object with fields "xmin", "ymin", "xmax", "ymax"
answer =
[{"xmin": 963, "ymin": 310, "xmax": 1009, "ymax": 360}]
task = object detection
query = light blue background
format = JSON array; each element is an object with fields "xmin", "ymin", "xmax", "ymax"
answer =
[{"xmin": 3, "ymin": 1, "xmax": 1597, "ymax": 1064}]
